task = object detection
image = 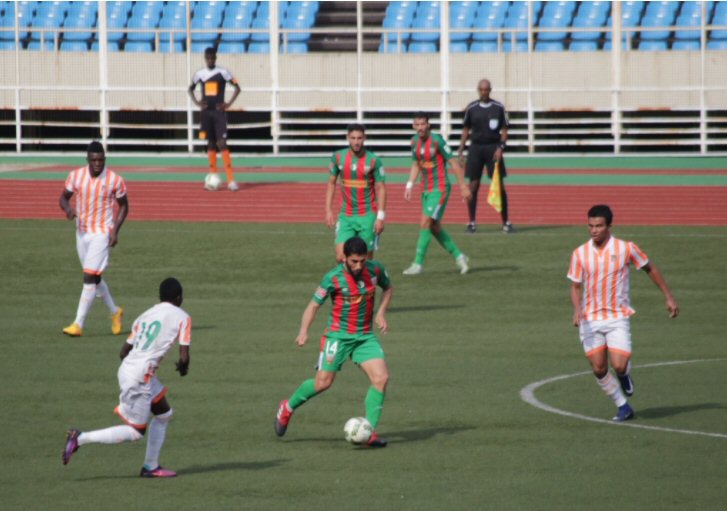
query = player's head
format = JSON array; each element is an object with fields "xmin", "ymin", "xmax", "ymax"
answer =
[
  {"xmin": 587, "ymin": 205, "xmax": 613, "ymax": 245},
  {"xmin": 588, "ymin": 204, "xmax": 613, "ymax": 226},
  {"xmin": 477, "ymin": 78, "xmax": 492, "ymax": 101},
  {"xmin": 346, "ymin": 123, "xmax": 366, "ymax": 153},
  {"xmin": 204, "ymin": 47, "xmax": 216, "ymax": 68},
  {"xmin": 343, "ymin": 237, "xmax": 368, "ymax": 277},
  {"xmin": 86, "ymin": 140, "xmax": 106, "ymax": 176},
  {"xmin": 160, "ymin": 277, "xmax": 184, "ymax": 306},
  {"xmin": 413, "ymin": 112, "xmax": 430, "ymax": 138}
]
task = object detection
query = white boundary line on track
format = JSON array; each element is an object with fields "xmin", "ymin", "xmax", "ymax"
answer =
[{"xmin": 520, "ymin": 358, "xmax": 727, "ymax": 439}]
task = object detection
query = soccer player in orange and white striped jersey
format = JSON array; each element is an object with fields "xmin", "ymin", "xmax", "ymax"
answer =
[
  {"xmin": 59, "ymin": 141, "xmax": 129, "ymax": 337},
  {"xmin": 568, "ymin": 205, "xmax": 679, "ymax": 422}
]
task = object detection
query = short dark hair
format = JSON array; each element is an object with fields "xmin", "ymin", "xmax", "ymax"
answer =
[
  {"xmin": 204, "ymin": 47, "xmax": 216, "ymax": 56},
  {"xmin": 413, "ymin": 111, "xmax": 430, "ymax": 122},
  {"xmin": 87, "ymin": 140, "xmax": 105, "ymax": 154},
  {"xmin": 160, "ymin": 277, "xmax": 183, "ymax": 303},
  {"xmin": 588, "ymin": 204, "xmax": 613, "ymax": 226},
  {"xmin": 347, "ymin": 123, "xmax": 365, "ymax": 134},
  {"xmin": 343, "ymin": 236, "xmax": 368, "ymax": 257}
]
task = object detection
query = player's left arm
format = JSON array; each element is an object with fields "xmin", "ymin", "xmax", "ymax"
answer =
[
  {"xmin": 404, "ymin": 161, "xmax": 420, "ymax": 201},
  {"xmin": 295, "ymin": 300, "xmax": 321, "ymax": 347},
  {"xmin": 221, "ymin": 79, "xmax": 241, "ymax": 111},
  {"xmin": 374, "ymin": 179, "xmax": 387, "ymax": 235},
  {"xmin": 375, "ymin": 285, "xmax": 393, "ymax": 334},
  {"xmin": 176, "ymin": 345, "xmax": 190, "ymax": 376},
  {"xmin": 641, "ymin": 262, "xmax": 679, "ymax": 318},
  {"xmin": 109, "ymin": 195, "xmax": 129, "ymax": 248},
  {"xmin": 119, "ymin": 341, "xmax": 133, "ymax": 360}
]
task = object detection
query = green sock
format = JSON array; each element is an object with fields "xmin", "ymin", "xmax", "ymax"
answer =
[
  {"xmin": 364, "ymin": 386, "xmax": 386, "ymax": 429},
  {"xmin": 415, "ymin": 229, "xmax": 432, "ymax": 265},
  {"xmin": 288, "ymin": 378, "xmax": 317, "ymax": 409},
  {"xmin": 434, "ymin": 229, "xmax": 462, "ymax": 259}
]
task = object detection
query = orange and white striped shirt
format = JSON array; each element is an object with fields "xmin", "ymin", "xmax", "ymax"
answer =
[
  {"xmin": 567, "ymin": 236, "xmax": 649, "ymax": 321},
  {"xmin": 64, "ymin": 166, "xmax": 127, "ymax": 234}
]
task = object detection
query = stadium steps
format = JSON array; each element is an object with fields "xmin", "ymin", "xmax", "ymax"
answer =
[{"xmin": 308, "ymin": 1, "xmax": 387, "ymax": 52}]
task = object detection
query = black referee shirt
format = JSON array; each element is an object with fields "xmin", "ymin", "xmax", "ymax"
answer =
[{"xmin": 462, "ymin": 99, "xmax": 509, "ymax": 145}]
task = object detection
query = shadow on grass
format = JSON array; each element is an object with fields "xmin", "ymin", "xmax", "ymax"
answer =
[
  {"xmin": 636, "ymin": 402, "xmax": 726, "ymax": 419},
  {"xmin": 76, "ymin": 459, "xmax": 288, "ymax": 481},
  {"xmin": 285, "ymin": 426, "xmax": 475, "ymax": 446},
  {"xmin": 467, "ymin": 265, "xmax": 519, "ymax": 274}
]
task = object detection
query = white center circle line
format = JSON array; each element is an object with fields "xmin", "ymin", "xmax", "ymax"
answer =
[{"xmin": 520, "ymin": 358, "xmax": 727, "ymax": 440}]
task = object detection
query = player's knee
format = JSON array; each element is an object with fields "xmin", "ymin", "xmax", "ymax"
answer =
[
  {"xmin": 371, "ymin": 371, "xmax": 389, "ymax": 391},
  {"xmin": 154, "ymin": 408, "xmax": 173, "ymax": 423}
]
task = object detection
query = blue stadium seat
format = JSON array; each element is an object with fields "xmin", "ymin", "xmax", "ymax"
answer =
[
  {"xmin": 502, "ymin": 3, "xmax": 540, "ymax": 43},
  {"xmin": 449, "ymin": 3, "xmax": 475, "ymax": 42},
  {"xmin": 126, "ymin": 7, "xmax": 160, "ymax": 43},
  {"xmin": 674, "ymin": 11, "xmax": 702, "ymax": 41},
  {"xmin": 36, "ymin": 1, "xmax": 67, "ymax": 19},
  {"xmin": 378, "ymin": 38, "xmax": 406, "ymax": 53},
  {"xmin": 27, "ymin": 39, "xmax": 54, "ymax": 50},
  {"xmin": 287, "ymin": 1, "xmax": 319, "ymax": 19},
  {"xmin": 638, "ymin": 40, "xmax": 668, "ymax": 51},
  {"xmin": 643, "ymin": 1, "xmax": 679, "ymax": 18},
  {"xmin": 191, "ymin": 13, "xmax": 220, "ymax": 45},
  {"xmin": 535, "ymin": 41, "xmax": 564, "ymax": 51},
  {"xmin": 30, "ymin": 11, "xmax": 64, "ymax": 44},
  {"xmin": 0, "ymin": 40, "xmax": 16, "ymax": 50},
  {"xmin": 62, "ymin": 10, "xmax": 95, "ymax": 41},
  {"xmin": 472, "ymin": 4, "xmax": 507, "ymax": 42},
  {"xmin": 410, "ymin": 4, "xmax": 440, "ymax": 43},
  {"xmin": 408, "ymin": 41, "xmax": 437, "ymax": 52},
  {"xmin": 639, "ymin": 10, "xmax": 676, "ymax": 41},
  {"xmin": 250, "ymin": 14, "xmax": 271, "ymax": 42},
  {"xmin": 449, "ymin": 40, "xmax": 468, "ymax": 52},
  {"xmin": 283, "ymin": 41, "xmax": 308, "ymax": 53},
  {"xmin": 60, "ymin": 40, "xmax": 87, "ymax": 51},
  {"xmin": 603, "ymin": 39, "xmax": 631, "ymax": 50},
  {"xmin": 106, "ymin": 3, "xmax": 129, "ymax": 42},
  {"xmin": 382, "ymin": 1, "xmax": 415, "ymax": 43},
  {"xmin": 605, "ymin": 3, "xmax": 643, "ymax": 42},
  {"xmin": 0, "ymin": 8, "xmax": 32, "ymax": 41},
  {"xmin": 91, "ymin": 40, "xmax": 121, "ymax": 52},
  {"xmin": 256, "ymin": 1, "xmax": 288, "ymax": 22},
  {"xmin": 282, "ymin": 11, "xmax": 315, "ymax": 42},
  {"xmin": 672, "ymin": 40, "xmax": 700, "ymax": 50},
  {"xmin": 707, "ymin": 38, "xmax": 727, "ymax": 49},
  {"xmin": 124, "ymin": 40, "xmax": 153, "ymax": 52},
  {"xmin": 680, "ymin": 1, "xmax": 714, "ymax": 17},
  {"xmin": 248, "ymin": 41, "xmax": 270, "ymax": 53},
  {"xmin": 218, "ymin": 41, "xmax": 246, "ymax": 53},
  {"xmin": 159, "ymin": 40, "xmax": 184, "ymax": 53},
  {"xmin": 570, "ymin": 16, "xmax": 604, "ymax": 41},
  {"xmin": 470, "ymin": 41, "xmax": 498, "ymax": 52},
  {"xmin": 503, "ymin": 40, "xmax": 529, "ymax": 52},
  {"xmin": 537, "ymin": 12, "xmax": 572, "ymax": 42},
  {"xmin": 220, "ymin": 8, "xmax": 254, "ymax": 42},
  {"xmin": 107, "ymin": 1, "xmax": 132, "ymax": 17},
  {"xmin": 159, "ymin": 11, "xmax": 186, "ymax": 43},
  {"xmin": 711, "ymin": 6, "xmax": 727, "ymax": 39},
  {"xmin": 569, "ymin": 40, "xmax": 599, "ymax": 51},
  {"xmin": 193, "ymin": 0, "xmax": 227, "ymax": 22}
]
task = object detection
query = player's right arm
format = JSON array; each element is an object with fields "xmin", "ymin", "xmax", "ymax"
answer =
[
  {"xmin": 59, "ymin": 189, "xmax": 76, "ymax": 220},
  {"xmin": 404, "ymin": 161, "xmax": 420, "ymax": 201},
  {"xmin": 458, "ymin": 125, "xmax": 470, "ymax": 164},
  {"xmin": 295, "ymin": 300, "xmax": 321, "ymax": 347},
  {"xmin": 325, "ymin": 173, "xmax": 338, "ymax": 229},
  {"xmin": 176, "ymin": 345, "xmax": 190, "ymax": 376},
  {"xmin": 570, "ymin": 281, "xmax": 583, "ymax": 327},
  {"xmin": 448, "ymin": 156, "xmax": 471, "ymax": 202}
]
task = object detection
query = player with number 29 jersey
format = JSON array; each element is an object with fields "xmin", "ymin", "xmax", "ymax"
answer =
[{"xmin": 123, "ymin": 302, "xmax": 192, "ymax": 384}]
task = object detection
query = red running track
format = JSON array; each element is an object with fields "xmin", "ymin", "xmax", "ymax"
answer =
[{"xmin": 1, "ymin": 180, "xmax": 726, "ymax": 225}]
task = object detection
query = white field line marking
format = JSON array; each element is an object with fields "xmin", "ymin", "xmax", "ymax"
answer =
[{"xmin": 520, "ymin": 359, "xmax": 727, "ymax": 439}]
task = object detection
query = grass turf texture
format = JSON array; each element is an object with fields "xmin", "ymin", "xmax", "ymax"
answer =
[{"xmin": 1, "ymin": 219, "xmax": 726, "ymax": 510}]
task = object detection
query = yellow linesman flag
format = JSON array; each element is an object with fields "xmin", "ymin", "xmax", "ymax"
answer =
[{"xmin": 487, "ymin": 161, "xmax": 503, "ymax": 213}]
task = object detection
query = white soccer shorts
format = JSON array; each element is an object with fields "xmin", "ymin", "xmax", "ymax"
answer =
[
  {"xmin": 76, "ymin": 231, "xmax": 110, "ymax": 275},
  {"xmin": 579, "ymin": 317, "xmax": 632, "ymax": 357},
  {"xmin": 115, "ymin": 365, "xmax": 166, "ymax": 429}
]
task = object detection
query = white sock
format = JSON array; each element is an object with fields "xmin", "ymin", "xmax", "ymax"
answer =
[
  {"xmin": 95, "ymin": 279, "xmax": 118, "ymax": 313},
  {"xmin": 597, "ymin": 373, "xmax": 627, "ymax": 407},
  {"xmin": 78, "ymin": 425, "xmax": 143, "ymax": 446},
  {"xmin": 144, "ymin": 409, "xmax": 173, "ymax": 469},
  {"xmin": 73, "ymin": 283, "xmax": 96, "ymax": 327}
]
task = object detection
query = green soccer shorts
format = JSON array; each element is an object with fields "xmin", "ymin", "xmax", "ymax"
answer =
[
  {"xmin": 420, "ymin": 189, "xmax": 450, "ymax": 221},
  {"xmin": 335, "ymin": 213, "xmax": 377, "ymax": 251},
  {"xmin": 317, "ymin": 333, "xmax": 385, "ymax": 372}
]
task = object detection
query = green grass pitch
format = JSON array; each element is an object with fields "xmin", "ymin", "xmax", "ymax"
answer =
[{"xmin": 1, "ymin": 219, "xmax": 726, "ymax": 510}]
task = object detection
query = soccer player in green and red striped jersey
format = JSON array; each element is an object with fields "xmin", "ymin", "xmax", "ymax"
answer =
[
  {"xmin": 403, "ymin": 112, "xmax": 472, "ymax": 276},
  {"xmin": 274, "ymin": 237, "xmax": 393, "ymax": 447},
  {"xmin": 326, "ymin": 123, "xmax": 387, "ymax": 262}
]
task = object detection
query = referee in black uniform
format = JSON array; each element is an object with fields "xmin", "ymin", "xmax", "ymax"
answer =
[{"xmin": 457, "ymin": 79, "xmax": 514, "ymax": 233}]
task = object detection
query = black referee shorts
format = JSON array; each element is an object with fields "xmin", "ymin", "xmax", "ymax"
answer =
[
  {"xmin": 465, "ymin": 143, "xmax": 507, "ymax": 181},
  {"xmin": 199, "ymin": 109, "xmax": 228, "ymax": 144}
]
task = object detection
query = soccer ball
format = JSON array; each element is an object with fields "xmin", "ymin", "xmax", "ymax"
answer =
[
  {"xmin": 204, "ymin": 172, "xmax": 222, "ymax": 191},
  {"xmin": 343, "ymin": 417, "xmax": 373, "ymax": 444}
]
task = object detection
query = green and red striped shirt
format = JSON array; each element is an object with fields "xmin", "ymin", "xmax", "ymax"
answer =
[
  {"xmin": 329, "ymin": 148, "xmax": 385, "ymax": 216},
  {"xmin": 313, "ymin": 260, "xmax": 391, "ymax": 336},
  {"xmin": 410, "ymin": 131, "xmax": 454, "ymax": 193}
]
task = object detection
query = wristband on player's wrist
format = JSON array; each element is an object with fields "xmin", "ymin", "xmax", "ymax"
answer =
[
  {"xmin": 376, "ymin": 210, "xmax": 386, "ymax": 221},
  {"xmin": 405, "ymin": 181, "xmax": 414, "ymax": 190}
]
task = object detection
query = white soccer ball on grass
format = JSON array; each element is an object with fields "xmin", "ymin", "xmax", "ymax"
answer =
[
  {"xmin": 204, "ymin": 172, "xmax": 222, "ymax": 191},
  {"xmin": 343, "ymin": 417, "xmax": 373, "ymax": 444}
]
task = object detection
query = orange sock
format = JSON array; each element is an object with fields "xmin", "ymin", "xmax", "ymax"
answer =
[
  {"xmin": 222, "ymin": 149, "xmax": 234, "ymax": 182},
  {"xmin": 207, "ymin": 150, "xmax": 218, "ymax": 173}
]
